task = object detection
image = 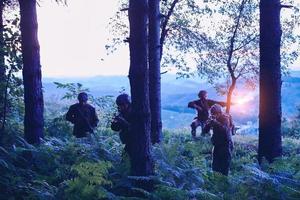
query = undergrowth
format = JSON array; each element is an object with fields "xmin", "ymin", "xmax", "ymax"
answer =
[{"xmin": 1, "ymin": 129, "xmax": 300, "ymax": 199}]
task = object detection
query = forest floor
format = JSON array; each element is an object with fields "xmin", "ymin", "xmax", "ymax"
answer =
[{"xmin": 1, "ymin": 129, "xmax": 300, "ymax": 200}]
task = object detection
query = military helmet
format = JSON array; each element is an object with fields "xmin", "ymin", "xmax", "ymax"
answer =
[
  {"xmin": 78, "ymin": 92, "xmax": 88, "ymax": 102},
  {"xmin": 116, "ymin": 93, "xmax": 131, "ymax": 105},
  {"xmin": 210, "ymin": 104, "xmax": 223, "ymax": 115}
]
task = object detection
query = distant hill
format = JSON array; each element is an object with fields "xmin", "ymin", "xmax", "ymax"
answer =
[{"xmin": 43, "ymin": 71, "xmax": 300, "ymax": 129}]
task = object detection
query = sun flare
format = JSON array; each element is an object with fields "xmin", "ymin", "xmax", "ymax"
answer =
[{"xmin": 234, "ymin": 93, "xmax": 255, "ymax": 106}]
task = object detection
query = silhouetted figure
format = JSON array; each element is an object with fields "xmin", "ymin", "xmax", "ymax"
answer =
[
  {"xmin": 111, "ymin": 93, "xmax": 133, "ymax": 153},
  {"xmin": 203, "ymin": 104, "xmax": 233, "ymax": 176},
  {"xmin": 188, "ymin": 90, "xmax": 226, "ymax": 138},
  {"xmin": 66, "ymin": 92, "xmax": 99, "ymax": 138}
]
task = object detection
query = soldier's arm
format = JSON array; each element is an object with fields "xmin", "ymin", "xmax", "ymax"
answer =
[
  {"xmin": 111, "ymin": 117, "xmax": 121, "ymax": 131},
  {"xmin": 210, "ymin": 116, "xmax": 230, "ymax": 132},
  {"xmin": 188, "ymin": 100, "xmax": 202, "ymax": 111},
  {"xmin": 91, "ymin": 107, "xmax": 99, "ymax": 127},
  {"xmin": 204, "ymin": 121, "xmax": 217, "ymax": 145},
  {"xmin": 66, "ymin": 106, "xmax": 76, "ymax": 124},
  {"xmin": 188, "ymin": 100, "xmax": 196, "ymax": 108},
  {"xmin": 207, "ymin": 99, "xmax": 227, "ymax": 107},
  {"xmin": 116, "ymin": 116, "xmax": 130, "ymax": 129},
  {"xmin": 111, "ymin": 115, "xmax": 129, "ymax": 131}
]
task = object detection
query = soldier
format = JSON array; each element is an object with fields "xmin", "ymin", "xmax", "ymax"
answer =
[
  {"xmin": 66, "ymin": 92, "xmax": 99, "ymax": 138},
  {"xmin": 111, "ymin": 93, "xmax": 132, "ymax": 153},
  {"xmin": 188, "ymin": 90, "xmax": 226, "ymax": 138},
  {"xmin": 203, "ymin": 104, "xmax": 233, "ymax": 176}
]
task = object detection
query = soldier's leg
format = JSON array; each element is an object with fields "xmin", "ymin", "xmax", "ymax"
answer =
[
  {"xmin": 219, "ymin": 153, "xmax": 231, "ymax": 176},
  {"xmin": 212, "ymin": 147, "xmax": 225, "ymax": 175},
  {"xmin": 200, "ymin": 121, "xmax": 207, "ymax": 136},
  {"xmin": 212, "ymin": 148, "xmax": 219, "ymax": 172},
  {"xmin": 190, "ymin": 119, "xmax": 197, "ymax": 138},
  {"xmin": 214, "ymin": 147, "xmax": 232, "ymax": 176}
]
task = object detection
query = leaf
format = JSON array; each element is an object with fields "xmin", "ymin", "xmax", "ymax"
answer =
[{"xmin": 0, "ymin": 159, "xmax": 9, "ymax": 170}]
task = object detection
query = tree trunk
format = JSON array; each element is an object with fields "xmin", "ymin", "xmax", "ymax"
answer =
[
  {"xmin": 128, "ymin": 0, "xmax": 154, "ymax": 177},
  {"xmin": 226, "ymin": 79, "xmax": 236, "ymax": 114},
  {"xmin": 0, "ymin": 0, "xmax": 4, "ymax": 80},
  {"xmin": 1, "ymin": 69, "xmax": 12, "ymax": 131},
  {"xmin": 19, "ymin": 0, "xmax": 44, "ymax": 144},
  {"xmin": 258, "ymin": 0, "xmax": 282, "ymax": 163},
  {"xmin": 149, "ymin": 0, "xmax": 162, "ymax": 144},
  {"xmin": 0, "ymin": 0, "xmax": 5, "ymax": 131}
]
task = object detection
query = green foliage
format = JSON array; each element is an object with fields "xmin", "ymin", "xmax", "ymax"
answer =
[
  {"xmin": 282, "ymin": 106, "xmax": 300, "ymax": 139},
  {"xmin": 53, "ymin": 82, "xmax": 89, "ymax": 100},
  {"xmin": 45, "ymin": 114, "xmax": 73, "ymax": 138},
  {"xmin": 154, "ymin": 185, "xmax": 189, "ymax": 200},
  {"xmin": 63, "ymin": 161, "xmax": 112, "ymax": 200},
  {"xmin": 108, "ymin": 0, "xmax": 300, "ymax": 107},
  {"xmin": 2, "ymin": 125, "xmax": 300, "ymax": 199},
  {"xmin": 52, "ymin": 82, "xmax": 117, "ymax": 129},
  {"xmin": 44, "ymin": 82, "xmax": 118, "ymax": 138},
  {"xmin": 0, "ymin": 15, "xmax": 23, "ymax": 136}
]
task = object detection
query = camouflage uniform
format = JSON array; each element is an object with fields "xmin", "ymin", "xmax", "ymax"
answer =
[
  {"xmin": 66, "ymin": 103, "xmax": 99, "ymax": 138},
  {"xmin": 111, "ymin": 108, "xmax": 133, "ymax": 153},
  {"xmin": 188, "ymin": 98, "xmax": 226, "ymax": 137},
  {"xmin": 111, "ymin": 94, "xmax": 133, "ymax": 153},
  {"xmin": 203, "ymin": 112, "xmax": 233, "ymax": 176}
]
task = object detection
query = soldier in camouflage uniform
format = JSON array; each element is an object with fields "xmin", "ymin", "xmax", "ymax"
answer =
[
  {"xmin": 111, "ymin": 93, "xmax": 133, "ymax": 153},
  {"xmin": 203, "ymin": 104, "xmax": 233, "ymax": 176},
  {"xmin": 188, "ymin": 90, "xmax": 227, "ymax": 138},
  {"xmin": 66, "ymin": 92, "xmax": 99, "ymax": 138}
]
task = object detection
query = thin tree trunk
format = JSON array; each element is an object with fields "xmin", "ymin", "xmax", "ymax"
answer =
[
  {"xmin": 19, "ymin": 0, "xmax": 44, "ymax": 144},
  {"xmin": 0, "ymin": 0, "xmax": 5, "ymax": 131},
  {"xmin": 0, "ymin": 0, "xmax": 4, "ymax": 79},
  {"xmin": 226, "ymin": 79, "xmax": 236, "ymax": 114},
  {"xmin": 225, "ymin": 0, "xmax": 246, "ymax": 114},
  {"xmin": 160, "ymin": 0, "xmax": 179, "ymax": 59},
  {"xmin": 149, "ymin": 0, "xmax": 162, "ymax": 144},
  {"xmin": 258, "ymin": 0, "xmax": 282, "ymax": 163},
  {"xmin": 1, "ymin": 68, "xmax": 11, "ymax": 132},
  {"xmin": 128, "ymin": 0, "xmax": 154, "ymax": 177}
]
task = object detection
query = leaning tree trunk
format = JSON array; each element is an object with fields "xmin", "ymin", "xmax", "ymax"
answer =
[
  {"xmin": 258, "ymin": 0, "xmax": 282, "ymax": 163},
  {"xmin": 128, "ymin": 0, "xmax": 154, "ymax": 177},
  {"xmin": 149, "ymin": 0, "xmax": 162, "ymax": 144},
  {"xmin": 19, "ymin": 0, "xmax": 44, "ymax": 144},
  {"xmin": 225, "ymin": 78, "xmax": 236, "ymax": 114}
]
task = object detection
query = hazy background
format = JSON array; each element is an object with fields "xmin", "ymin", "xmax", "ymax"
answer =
[
  {"xmin": 37, "ymin": 0, "xmax": 300, "ymax": 77},
  {"xmin": 37, "ymin": 0, "xmax": 300, "ymax": 131}
]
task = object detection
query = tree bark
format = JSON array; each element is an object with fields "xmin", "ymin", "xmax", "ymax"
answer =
[
  {"xmin": 128, "ymin": 0, "xmax": 154, "ymax": 177},
  {"xmin": 0, "ymin": 0, "xmax": 5, "ymax": 131},
  {"xmin": 226, "ymin": 79, "xmax": 236, "ymax": 114},
  {"xmin": 149, "ymin": 0, "xmax": 162, "ymax": 144},
  {"xmin": 1, "ymin": 68, "xmax": 11, "ymax": 131},
  {"xmin": 19, "ymin": 0, "xmax": 44, "ymax": 144},
  {"xmin": 0, "ymin": 0, "xmax": 4, "ymax": 80},
  {"xmin": 258, "ymin": 0, "xmax": 282, "ymax": 163}
]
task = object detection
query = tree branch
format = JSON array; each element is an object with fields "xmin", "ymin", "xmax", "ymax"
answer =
[
  {"xmin": 160, "ymin": 0, "xmax": 179, "ymax": 60},
  {"xmin": 233, "ymin": 56, "xmax": 240, "ymax": 71},
  {"xmin": 120, "ymin": 8, "xmax": 129, "ymax": 12},
  {"xmin": 227, "ymin": 0, "xmax": 247, "ymax": 80},
  {"xmin": 281, "ymin": 4, "xmax": 293, "ymax": 9},
  {"xmin": 233, "ymin": 34, "xmax": 258, "ymax": 52}
]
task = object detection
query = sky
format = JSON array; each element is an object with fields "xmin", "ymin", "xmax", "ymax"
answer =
[
  {"xmin": 37, "ymin": 0, "xmax": 300, "ymax": 78},
  {"xmin": 37, "ymin": 0, "xmax": 129, "ymax": 77}
]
